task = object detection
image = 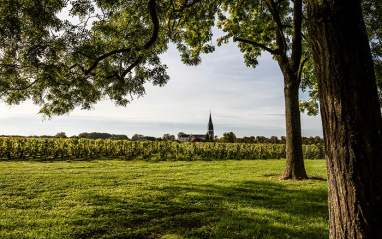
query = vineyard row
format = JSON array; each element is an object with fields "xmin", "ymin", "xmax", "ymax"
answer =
[{"xmin": 0, "ymin": 137, "xmax": 325, "ymax": 161}]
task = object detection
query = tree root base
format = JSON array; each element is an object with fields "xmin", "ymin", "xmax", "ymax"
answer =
[{"xmin": 278, "ymin": 174, "xmax": 309, "ymax": 180}]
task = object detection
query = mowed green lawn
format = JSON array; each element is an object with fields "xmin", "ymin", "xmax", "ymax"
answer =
[{"xmin": 0, "ymin": 159, "xmax": 328, "ymax": 239}]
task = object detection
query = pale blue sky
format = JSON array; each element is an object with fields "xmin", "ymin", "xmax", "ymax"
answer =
[{"xmin": 0, "ymin": 39, "xmax": 323, "ymax": 138}]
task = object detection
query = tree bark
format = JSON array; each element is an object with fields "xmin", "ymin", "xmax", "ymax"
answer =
[
  {"xmin": 306, "ymin": 0, "xmax": 382, "ymax": 238},
  {"xmin": 280, "ymin": 71, "xmax": 308, "ymax": 180}
]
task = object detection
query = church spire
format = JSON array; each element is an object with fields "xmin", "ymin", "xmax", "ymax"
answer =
[{"xmin": 207, "ymin": 111, "xmax": 214, "ymax": 139}]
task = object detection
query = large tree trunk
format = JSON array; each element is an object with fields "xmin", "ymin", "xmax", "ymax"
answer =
[
  {"xmin": 280, "ymin": 72, "xmax": 308, "ymax": 180},
  {"xmin": 306, "ymin": 0, "xmax": 382, "ymax": 238}
]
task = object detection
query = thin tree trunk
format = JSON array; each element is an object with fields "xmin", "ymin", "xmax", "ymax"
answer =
[
  {"xmin": 280, "ymin": 72, "xmax": 308, "ymax": 180},
  {"xmin": 306, "ymin": 0, "xmax": 382, "ymax": 238},
  {"xmin": 237, "ymin": 0, "xmax": 308, "ymax": 179}
]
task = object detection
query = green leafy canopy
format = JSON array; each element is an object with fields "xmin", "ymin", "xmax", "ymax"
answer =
[{"xmin": 0, "ymin": 0, "xmax": 173, "ymax": 117}]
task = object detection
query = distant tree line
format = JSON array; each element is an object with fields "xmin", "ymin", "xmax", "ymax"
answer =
[
  {"xmin": 131, "ymin": 134, "xmax": 158, "ymax": 141},
  {"xmin": 217, "ymin": 132, "xmax": 323, "ymax": 145},
  {"xmin": 30, "ymin": 132, "xmax": 130, "ymax": 140},
  {"xmin": 78, "ymin": 132, "xmax": 129, "ymax": 140},
  {"xmin": 131, "ymin": 133, "xmax": 176, "ymax": 141},
  {"xmin": 3, "ymin": 131, "xmax": 322, "ymax": 145}
]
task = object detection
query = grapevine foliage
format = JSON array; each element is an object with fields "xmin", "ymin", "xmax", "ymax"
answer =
[{"xmin": 0, "ymin": 137, "xmax": 324, "ymax": 161}]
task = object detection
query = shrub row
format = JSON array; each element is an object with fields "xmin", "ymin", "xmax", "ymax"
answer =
[{"xmin": 0, "ymin": 137, "xmax": 324, "ymax": 161}]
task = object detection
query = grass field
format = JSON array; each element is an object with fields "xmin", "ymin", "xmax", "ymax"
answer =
[{"xmin": 0, "ymin": 159, "xmax": 328, "ymax": 239}]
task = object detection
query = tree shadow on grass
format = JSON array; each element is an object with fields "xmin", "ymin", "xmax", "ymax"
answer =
[{"xmin": 61, "ymin": 179, "xmax": 328, "ymax": 239}]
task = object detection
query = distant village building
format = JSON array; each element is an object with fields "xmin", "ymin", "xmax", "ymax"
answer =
[
  {"xmin": 178, "ymin": 112, "xmax": 214, "ymax": 142},
  {"xmin": 178, "ymin": 134, "xmax": 204, "ymax": 142}
]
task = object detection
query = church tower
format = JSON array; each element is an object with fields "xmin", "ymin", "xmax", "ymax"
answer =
[{"xmin": 207, "ymin": 112, "xmax": 214, "ymax": 139}]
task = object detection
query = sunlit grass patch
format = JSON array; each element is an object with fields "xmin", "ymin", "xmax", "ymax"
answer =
[{"xmin": 0, "ymin": 159, "xmax": 328, "ymax": 238}]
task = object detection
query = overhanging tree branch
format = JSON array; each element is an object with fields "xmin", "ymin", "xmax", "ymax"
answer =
[
  {"xmin": 264, "ymin": 0, "xmax": 288, "ymax": 56},
  {"xmin": 142, "ymin": 0, "xmax": 159, "ymax": 50},
  {"xmin": 0, "ymin": 79, "xmax": 40, "ymax": 97},
  {"xmin": 79, "ymin": 0, "xmax": 159, "ymax": 78},
  {"xmin": 119, "ymin": 0, "xmax": 159, "ymax": 79},
  {"xmin": 121, "ymin": 56, "xmax": 144, "ymax": 78},
  {"xmin": 297, "ymin": 57, "xmax": 309, "ymax": 85},
  {"xmin": 84, "ymin": 48, "xmax": 132, "ymax": 76},
  {"xmin": 233, "ymin": 37, "xmax": 280, "ymax": 55}
]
